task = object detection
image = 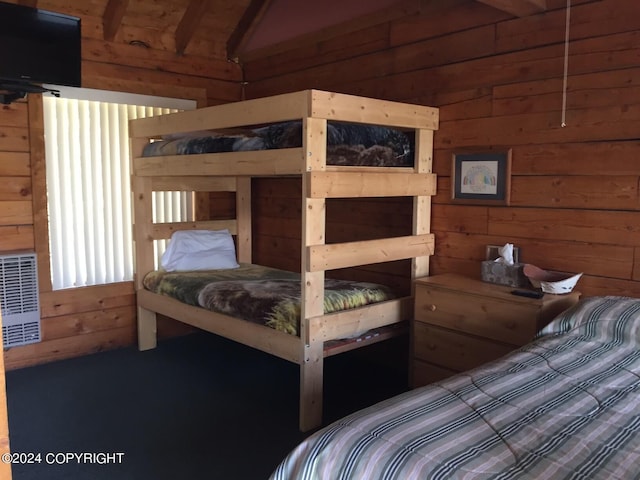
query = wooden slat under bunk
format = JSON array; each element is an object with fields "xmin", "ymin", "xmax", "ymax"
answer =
[{"xmin": 129, "ymin": 89, "xmax": 438, "ymax": 431}]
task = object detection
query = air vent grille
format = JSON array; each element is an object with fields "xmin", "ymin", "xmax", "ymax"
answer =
[{"xmin": 0, "ymin": 253, "xmax": 41, "ymax": 347}]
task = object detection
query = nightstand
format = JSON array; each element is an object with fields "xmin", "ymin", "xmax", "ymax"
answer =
[{"xmin": 411, "ymin": 273, "xmax": 581, "ymax": 388}]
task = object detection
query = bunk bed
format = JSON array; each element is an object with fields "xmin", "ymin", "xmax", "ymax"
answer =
[{"xmin": 128, "ymin": 90, "xmax": 438, "ymax": 431}]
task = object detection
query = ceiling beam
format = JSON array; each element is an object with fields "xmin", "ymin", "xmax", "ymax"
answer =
[
  {"xmin": 175, "ymin": 0, "xmax": 211, "ymax": 56},
  {"xmin": 226, "ymin": 0, "xmax": 274, "ymax": 62},
  {"xmin": 476, "ymin": 0, "xmax": 547, "ymax": 17},
  {"xmin": 103, "ymin": 0, "xmax": 130, "ymax": 41}
]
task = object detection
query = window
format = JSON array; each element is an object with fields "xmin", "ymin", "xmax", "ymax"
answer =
[{"xmin": 43, "ymin": 87, "xmax": 195, "ymax": 290}]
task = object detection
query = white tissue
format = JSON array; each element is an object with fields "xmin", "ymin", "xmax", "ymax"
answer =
[{"xmin": 494, "ymin": 243, "xmax": 514, "ymax": 266}]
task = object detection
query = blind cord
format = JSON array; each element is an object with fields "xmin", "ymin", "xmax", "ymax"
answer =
[{"xmin": 561, "ymin": 0, "xmax": 572, "ymax": 127}]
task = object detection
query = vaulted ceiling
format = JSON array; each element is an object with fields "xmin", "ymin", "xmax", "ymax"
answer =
[{"xmin": 13, "ymin": 0, "xmax": 548, "ymax": 62}]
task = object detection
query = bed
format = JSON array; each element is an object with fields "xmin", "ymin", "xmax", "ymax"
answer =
[
  {"xmin": 128, "ymin": 90, "xmax": 439, "ymax": 431},
  {"xmin": 270, "ymin": 295, "xmax": 640, "ymax": 479}
]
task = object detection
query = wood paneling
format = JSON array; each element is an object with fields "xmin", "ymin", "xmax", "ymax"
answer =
[
  {"xmin": 3, "ymin": 285, "xmax": 138, "ymax": 370},
  {"xmin": 40, "ymin": 306, "xmax": 135, "ymax": 341},
  {"xmin": 245, "ymin": 0, "xmax": 640, "ymax": 300},
  {"xmin": 2, "ymin": 0, "xmax": 639, "ymax": 370},
  {"xmin": 4, "ymin": 327, "xmax": 136, "ymax": 370},
  {"xmin": 0, "ymin": 127, "xmax": 29, "ymax": 152},
  {"xmin": 39, "ymin": 283, "xmax": 135, "ymax": 318},
  {"xmin": 0, "ymin": 2, "xmax": 242, "ymax": 370},
  {"xmin": 432, "ymin": 205, "xmax": 489, "ymax": 235},
  {"xmin": 0, "ymin": 201, "xmax": 32, "ymax": 226},
  {"xmin": 0, "ymin": 152, "xmax": 30, "ymax": 176},
  {"xmin": 243, "ymin": 24, "xmax": 391, "ymax": 82},
  {"xmin": 512, "ymin": 141, "xmax": 640, "ymax": 176},
  {"xmin": 31, "ymin": 0, "xmax": 252, "ymax": 59},
  {"xmin": 495, "ymin": 0, "xmax": 639, "ymax": 52},
  {"xmin": 251, "ymin": 177, "xmax": 415, "ymax": 295},
  {"xmin": 82, "ymin": 38, "xmax": 241, "ymax": 82},
  {"xmin": 0, "ymin": 176, "xmax": 30, "ymax": 201},
  {"xmin": 436, "ymin": 230, "xmax": 633, "ymax": 279},
  {"xmin": 238, "ymin": 0, "xmax": 420, "ymax": 64},
  {"xmin": 0, "ymin": 103, "xmax": 28, "ymax": 127},
  {"xmin": 0, "ymin": 226, "xmax": 34, "ymax": 251},
  {"xmin": 488, "ymin": 208, "xmax": 640, "ymax": 246},
  {"xmin": 477, "ymin": 0, "xmax": 547, "ymax": 17},
  {"xmin": 175, "ymin": 0, "xmax": 211, "ymax": 55},
  {"xmin": 246, "ymin": 24, "xmax": 499, "ymax": 98},
  {"xmin": 510, "ymin": 176, "xmax": 638, "ymax": 209},
  {"xmin": 103, "ymin": 0, "xmax": 130, "ymax": 41}
]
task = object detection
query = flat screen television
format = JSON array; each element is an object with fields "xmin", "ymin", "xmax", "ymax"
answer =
[{"xmin": 0, "ymin": 1, "xmax": 81, "ymax": 89}]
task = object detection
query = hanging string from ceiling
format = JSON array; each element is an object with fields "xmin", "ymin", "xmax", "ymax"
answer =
[{"xmin": 561, "ymin": 0, "xmax": 572, "ymax": 127}]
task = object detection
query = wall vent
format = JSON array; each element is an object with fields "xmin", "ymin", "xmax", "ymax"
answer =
[{"xmin": 0, "ymin": 253, "xmax": 41, "ymax": 348}]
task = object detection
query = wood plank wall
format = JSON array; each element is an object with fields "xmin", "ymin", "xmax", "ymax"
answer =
[
  {"xmin": 243, "ymin": 0, "xmax": 640, "ymax": 299},
  {"xmin": 250, "ymin": 179, "xmax": 415, "ymax": 295},
  {"xmin": 0, "ymin": 6, "xmax": 242, "ymax": 370},
  {"xmin": 2, "ymin": 0, "xmax": 638, "ymax": 370}
]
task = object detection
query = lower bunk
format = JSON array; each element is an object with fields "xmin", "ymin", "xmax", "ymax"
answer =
[{"xmin": 136, "ymin": 263, "xmax": 413, "ymax": 432}]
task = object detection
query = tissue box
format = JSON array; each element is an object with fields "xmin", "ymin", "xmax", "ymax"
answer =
[{"xmin": 481, "ymin": 261, "xmax": 529, "ymax": 288}]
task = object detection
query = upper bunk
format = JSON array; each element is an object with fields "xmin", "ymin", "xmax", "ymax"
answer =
[{"xmin": 129, "ymin": 89, "xmax": 439, "ymax": 183}]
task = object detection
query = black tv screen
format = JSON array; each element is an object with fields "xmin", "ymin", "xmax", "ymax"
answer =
[{"xmin": 0, "ymin": 1, "xmax": 81, "ymax": 88}]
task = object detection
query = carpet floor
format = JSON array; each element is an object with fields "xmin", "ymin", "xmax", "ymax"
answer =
[{"xmin": 5, "ymin": 332, "xmax": 408, "ymax": 480}]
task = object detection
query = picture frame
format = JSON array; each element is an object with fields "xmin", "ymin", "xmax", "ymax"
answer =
[{"xmin": 451, "ymin": 150, "xmax": 512, "ymax": 205}]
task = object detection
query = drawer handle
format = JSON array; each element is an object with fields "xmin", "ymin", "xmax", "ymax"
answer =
[{"xmin": 428, "ymin": 304, "xmax": 437, "ymax": 312}]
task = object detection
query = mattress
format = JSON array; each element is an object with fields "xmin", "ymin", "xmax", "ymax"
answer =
[
  {"xmin": 143, "ymin": 263, "xmax": 396, "ymax": 336},
  {"xmin": 142, "ymin": 121, "xmax": 414, "ymax": 167},
  {"xmin": 270, "ymin": 296, "xmax": 640, "ymax": 479}
]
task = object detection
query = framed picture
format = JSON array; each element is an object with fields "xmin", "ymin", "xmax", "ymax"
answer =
[{"xmin": 451, "ymin": 150, "xmax": 512, "ymax": 205}]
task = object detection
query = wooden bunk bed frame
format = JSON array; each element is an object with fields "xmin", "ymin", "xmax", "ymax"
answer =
[{"xmin": 129, "ymin": 89, "xmax": 438, "ymax": 431}]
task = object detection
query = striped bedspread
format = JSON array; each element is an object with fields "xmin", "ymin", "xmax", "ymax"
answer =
[{"xmin": 271, "ymin": 296, "xmax": 640, "ymax": 479}]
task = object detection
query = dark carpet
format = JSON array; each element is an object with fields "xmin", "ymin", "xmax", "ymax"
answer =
[{"xmin": 5, "ymin": 332, "xmax": 408, "ymax": 480}]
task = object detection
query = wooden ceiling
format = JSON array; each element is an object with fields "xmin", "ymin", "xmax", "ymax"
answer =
[{"xmin": 12, "ymin": 0, "xmax": 549, "ymax": 62}]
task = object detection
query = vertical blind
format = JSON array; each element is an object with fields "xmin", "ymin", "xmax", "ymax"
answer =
[{"xmin": 43, "ymin": 96, "xmax": 192, "ymax": 290}]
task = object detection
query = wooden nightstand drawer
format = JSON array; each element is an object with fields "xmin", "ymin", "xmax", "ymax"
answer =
[
  {"xmin": 415, "ymin": 284, "xmax": 539, "ymax": 346},
  {"xmin": 413, "ymin": 322, "xmax": 514, "ymax": 372}
]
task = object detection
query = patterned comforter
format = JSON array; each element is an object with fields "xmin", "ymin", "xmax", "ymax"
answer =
[
  {"xmin": 270, "ymin": 296, "xmax": 640, "ymax": 479},
  {"xmin": 142, "ymin": 121, "xmax": 414, "ymax": 167},
  {"xmin": 143, "ymin": 263, "xmax": 395, "ymax": 336}
]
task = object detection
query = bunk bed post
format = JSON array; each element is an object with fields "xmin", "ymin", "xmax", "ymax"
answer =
[
  {"xmin": 409, "ymin": 128, "xmax": 434, "ymax": 388},
  {"xmin": 299, "ymin": 115, "xmax": 328, "ymax": 431},
  {"xmin": 235, "ymin": 177, "xmax": 252, "ymax": 263},
  {"xmin": 131, "ymin": 141, "xmax": 158, "ymax": 351},
  {"xmin": 412, "ymin": 129, "xmax": 434, "ymax": 282}
]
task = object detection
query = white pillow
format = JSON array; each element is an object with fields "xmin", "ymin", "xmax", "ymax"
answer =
[{"xmin": 161, "ymin": 229, "xmax": 239, "ymax": 271}]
